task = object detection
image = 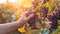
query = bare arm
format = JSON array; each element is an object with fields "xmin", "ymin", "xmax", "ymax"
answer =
[
  {"xmin": 0, "ymin": 21, "xmax": 24, "ymax": 34},
  {"xmin": 0, "ymin": 12, "xmax": 34, "ymax": 34}
]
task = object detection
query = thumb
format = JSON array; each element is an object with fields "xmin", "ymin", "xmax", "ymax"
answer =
[{"xmin": 27, "ymin": 14, "xmax": 34, "ymax": 20}]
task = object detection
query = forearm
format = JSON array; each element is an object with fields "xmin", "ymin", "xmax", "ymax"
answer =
[
  {"xmin": 0, "ymin": 11, "xmax": 34, "ymax": 34},
  {"xmin": 0, "ymin": 21, "xmax": 25, "ymax": 34}
]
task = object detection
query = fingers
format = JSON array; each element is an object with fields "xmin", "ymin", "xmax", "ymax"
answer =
[
  {"xmin": 27, "ymin": 14, "xmax": 34, "ymax": 20},
  {"xmin": 26, "ymin": 8, "xmax": 37, "ymax": 13}
]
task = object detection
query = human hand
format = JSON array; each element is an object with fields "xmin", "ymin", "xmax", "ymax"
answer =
[{"xmin": 18, "ymin": 11, "xmax": 35, "ymax": 24}]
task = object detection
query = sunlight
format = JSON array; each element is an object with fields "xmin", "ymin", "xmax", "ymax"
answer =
[
  {"xmin": 0, "ymin": 0, "xmax": 6, "ymax": 4},
  {"xmin": 8, "ymin": 0, "xmax": 17, "ymax": 3},
  {"xmin": 0, "ymin": 0, "xmax": 17, "ymax": 4}
]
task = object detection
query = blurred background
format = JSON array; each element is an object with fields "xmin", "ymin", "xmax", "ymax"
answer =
[{"xmin": 0, "ymin": 0, "xmax": 60, "ymax": 34}]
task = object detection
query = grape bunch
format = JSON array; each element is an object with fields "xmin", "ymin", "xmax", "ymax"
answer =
[
  {"xmin": 47, "ymin": 12, "xmax": 58, "ymax": 31},
  {"xmin": 25, "ymin": 0, "xmax": 59, "ymax": 32},
  {"xmin": 27, "ymin": 6, "xmax": 49, "ymax": 29}
]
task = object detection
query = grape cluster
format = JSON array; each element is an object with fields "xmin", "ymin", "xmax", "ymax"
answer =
[
  {"xmin": 27, "ymin": 6, "xmax": 49, "ymax": 29},
  {"xmin": 27, "ymin": 7, "xmax": 59, "ymax": 32},
  {"xmin": 47, "ymin": 13, "xmax": 58, "ymax": 31},
  {"xmin": 25, "ymin": 0, "xmax": 59, "ymax": 32}
]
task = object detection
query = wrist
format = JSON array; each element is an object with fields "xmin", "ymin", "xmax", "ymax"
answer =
[
  {"xmin": 17, "ymin": 20, "xmax": 26, "ymax": 27},
  {"xmin": 15, "ymin": 21, "xmax": 24, "ymax": 28}
]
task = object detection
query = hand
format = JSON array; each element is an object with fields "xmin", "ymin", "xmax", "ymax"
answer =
[{"xmin": 18, "ymin": 11, "xmax": 35, "ymax": 23}]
